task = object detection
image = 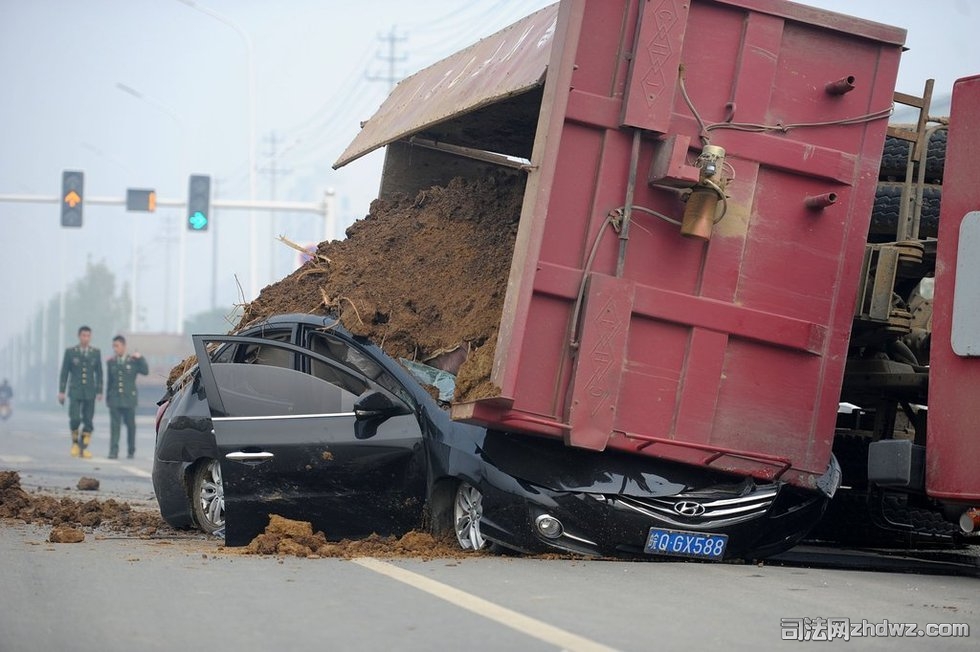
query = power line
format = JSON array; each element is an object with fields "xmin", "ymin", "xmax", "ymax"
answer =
[
  {"xmin": 365, "ymin": 26, "xmax": 408, "ymax": 91},
  {"xmin": 259, "ymin": 130, "xmax": 293, "ymax": 201},
  {"xmin": 259, "ymin": 130, "xmax": 294, "ymax": 279},
  {"xmin": 226, "ymin": 2, "xmax": 555, "ymax": 198}
]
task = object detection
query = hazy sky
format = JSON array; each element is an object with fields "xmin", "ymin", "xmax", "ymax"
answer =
[{"xmin": 1, "ymin": 0, "xmax": 977, "ymax": 351}]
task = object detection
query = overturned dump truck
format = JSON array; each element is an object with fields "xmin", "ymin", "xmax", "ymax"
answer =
[{"xmin": 335, "ymin": 0, "xmax": 980, "ymax": 545}]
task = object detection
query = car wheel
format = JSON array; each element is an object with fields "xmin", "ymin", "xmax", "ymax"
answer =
[
  {"xmin": 453, "ymin": 482, "xmax": 488, "ymax": 551},
  {"xmin": 191, "ymin": 459, "xmax": 225, "ymax": 535}
]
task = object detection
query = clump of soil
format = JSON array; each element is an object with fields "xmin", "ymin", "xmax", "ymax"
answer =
[
  {"xmin": 49, "ymin": 526, "xmax": 85, "ymax": 543},
  {"xmin": 0, "ymin": 470, "xmax": 166, "ymax": 536},
  {"xmin": 77, "ymin": 477, "xmax": 99, "ymax": 491},
  {"xmin": 168, "ymin": 173, "xmax": 524, "ymax": 402},
  {"xmin": 242, "ymin": 514, "xmax": 474, "ymax": 560},
  {"xmin": 0, "ymin": 470, "xmax": 31, "ymax": 517}
]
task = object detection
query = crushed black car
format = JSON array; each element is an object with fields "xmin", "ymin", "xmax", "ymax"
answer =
[{"xmin": 152, "ymin": 313, "xmax": 833, "ymax": 559}]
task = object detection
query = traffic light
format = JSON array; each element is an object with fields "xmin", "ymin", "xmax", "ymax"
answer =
[
  {"xmin": 126, "ymin": 188, "xmax": 156, "ymax": 212},
  {"xmin": 187, "ymin": 174, "xmax": 211, "ymax": 231},
  {"xmin": 61, "ymin": 170, "xmax": 84, "ymax": 227}
]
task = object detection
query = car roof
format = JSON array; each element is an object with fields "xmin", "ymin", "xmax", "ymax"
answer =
[
  {"xmin": 240, "ymin": 313, "xmax": 334, "ymax": 330},
  {"xmin": 237, "ymin": 313, "xmax": 359, "ymax": 339}
]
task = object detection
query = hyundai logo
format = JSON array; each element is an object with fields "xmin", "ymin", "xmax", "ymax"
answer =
[{"xmin": 673, "ymin": 501, "xmax": 706, "ymax": 517}]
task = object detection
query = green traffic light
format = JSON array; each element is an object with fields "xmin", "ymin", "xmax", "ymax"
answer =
[
  {"xmin": 187, "ymin": 174, "xmax": 211, "ymax": 231},
  {"xmin": 189, "ymin": 211, "xmax": 208, "ymax": 230}
]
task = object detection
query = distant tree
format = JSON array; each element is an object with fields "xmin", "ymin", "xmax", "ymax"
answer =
[
  {"xmin": 61, "ymin": 259, "xmax": 131, "ymax": 350},
  {"xmin": 183, "ymin": 306, "xmax": 243, "ymax": 336},
  {"xmin": 13, "ymin": 259, "xmax": 130, "ymax": 402}
]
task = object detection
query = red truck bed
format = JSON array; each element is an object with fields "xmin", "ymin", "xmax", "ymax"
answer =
[
  {"xmin": 928, "ymin": 74, "xmax": 980, "ymax": 503},
  {"xmin": 337, "ymin": 0, "xmax": 905, "ymax": 492}
]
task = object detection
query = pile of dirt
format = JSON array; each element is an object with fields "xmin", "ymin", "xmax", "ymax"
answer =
[
  {"xmin": 0, "ymin": 470, "xmax": 166, "ymax": 536},
  {"xmin": 242, "ymin": 514, "xmax": 474, "ymax": 560},
  {"xmin": 168, "ymin": 173, "xmax": 524, "ymax": 402}
]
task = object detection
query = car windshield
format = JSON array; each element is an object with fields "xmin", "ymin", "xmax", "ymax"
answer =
[{"xmin": 309, "ymin": 331, "xmax": 412, "ymax": 406}]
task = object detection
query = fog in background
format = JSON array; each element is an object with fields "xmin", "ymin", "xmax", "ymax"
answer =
[{"xmin": 1, "ymin": 0, "xmax": 976, "ymax": 355}]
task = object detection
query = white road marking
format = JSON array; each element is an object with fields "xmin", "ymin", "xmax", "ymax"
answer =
[
  {"xmin": 352, "ymin": 557, "xmax": 618, "ymax": 652},
  {"xmin": 0, "ymin": 455, "xmax": 32, "ymax": 464},
  {"xmin": 119, "ymin": 465, "xmax": 152, "ymax": 478}
]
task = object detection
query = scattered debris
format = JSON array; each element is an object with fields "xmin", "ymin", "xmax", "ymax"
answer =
[
  {"xmin": 76, "ymin": 477, "xmax": 100, "ymax": 491},
  {"xmin": 0, "ymin": 470, "xmax": 167, "ymax": 536},
  {"xmin": 242, "ymin": 514, "xmax": 475, "ymax": 560},
  {"xmin": 49, "ymin": 526, "xmax": 85, "ymax": 544}
]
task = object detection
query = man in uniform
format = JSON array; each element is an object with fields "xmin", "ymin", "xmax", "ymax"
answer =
[
  {"xmin": 105, "ymin": 335, "xmax": 149, "ymax": 459},
  {"xmin": 58, "ymin": 325, "xmax": 103, "ymax": 458}
]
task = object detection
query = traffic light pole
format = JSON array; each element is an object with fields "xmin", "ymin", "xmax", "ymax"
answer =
[
  {"xmin": 0, "ymin": 193, "xmax": 328, "ymax": 214},
  {"xmin": 0, "ymin": 192, "xmax": 333, "ymax": 333}
]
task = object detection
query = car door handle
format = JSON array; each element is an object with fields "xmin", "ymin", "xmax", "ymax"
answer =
[{"xmin": 225, "ymin": 451, "xmax": 275, "ymax": 461}]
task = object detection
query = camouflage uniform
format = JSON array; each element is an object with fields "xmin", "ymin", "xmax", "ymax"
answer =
[
  {"xmin": 59, "ymin": 345, "xmax": 103, "ymax": 457},
  {"xmin": 105, "ymin": 354, "xmax": 149, "ymax": 458}
]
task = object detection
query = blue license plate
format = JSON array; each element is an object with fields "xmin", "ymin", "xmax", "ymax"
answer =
[{"xmin": 644, "ymin": 528, "xmax": 728, "ymax": 560}]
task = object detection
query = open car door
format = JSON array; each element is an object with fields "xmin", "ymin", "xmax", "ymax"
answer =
[{"xmin": 192, "ymin": 335, "xmax": 426, "ymax": 546}]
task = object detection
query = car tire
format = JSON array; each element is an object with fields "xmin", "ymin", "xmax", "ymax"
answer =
[
  {"xmin": 453, "ymin": 481, "xmax": 489, "ymax": 551},
  {"xmin": 191, "ymin": 459, "xmax": 225, "ymax": 535}
]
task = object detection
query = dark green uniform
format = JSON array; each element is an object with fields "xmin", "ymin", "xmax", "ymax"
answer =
[
  {"xmin": 59, "ymin": 345, "xmax": 103, "ymax": 454},
  {"xmin": 105, "ymin": 354, "xmax": 149, "ymax": 458}
]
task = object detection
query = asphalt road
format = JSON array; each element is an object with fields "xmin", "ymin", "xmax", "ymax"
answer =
[{"xmin": 1, "ymin": 407, "xmax": 978, "ymax": 651}]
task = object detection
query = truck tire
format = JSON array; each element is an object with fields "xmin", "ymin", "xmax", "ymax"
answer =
[
  {"xmin": 879, "ymin": 128, "xmax": 946, "ymax": 182},
  {"xmin": 869, "ymin": 182, "xmax": 941, "ymax": 239}
]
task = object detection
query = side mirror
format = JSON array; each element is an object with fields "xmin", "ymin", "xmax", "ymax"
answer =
[{"xmin": 353, "ymin": 392, "xmax": 409, "ymax": 439}]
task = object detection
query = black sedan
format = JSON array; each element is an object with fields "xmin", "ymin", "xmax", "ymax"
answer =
[{"xmin": 153, "ymin": 313, "xmax": 834, "ymax": 560}]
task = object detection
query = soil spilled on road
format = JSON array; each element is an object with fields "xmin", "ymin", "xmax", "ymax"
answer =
[
  {"xmin": 168, "ymin": 173, "xmax": 524, "ymax": 403},
  {"xmin": 0, "ymin": 470, "xmax": 167, "ymax": 538},
  {"xmin": 240, "ymin": 514, "xmax": 477, "ymax": 560}
]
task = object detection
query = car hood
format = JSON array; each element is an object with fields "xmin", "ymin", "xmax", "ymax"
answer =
[{"xmin": 474, "ymin": 431, "xmax": 746, "ymax": 498}]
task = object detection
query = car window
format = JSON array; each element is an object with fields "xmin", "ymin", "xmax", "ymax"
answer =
[
  {"xmin": 211, "ymin": 342, "xmax": 236, "ymax": 364},
  {"xmin": 208, "ymin": 329, "xmax": 292, "ymax": 366},
  {"xmin": 307, "ymin": 354, "xmax": 369, "ymax": 400},
  {"xmin": 237, "ymin": 330, "xmax": 293, "ymax": 368},
  {"xmin": 309, "ymin": 331, "xmax": 413, "ymax": 406},
  {"xmin": 211, "ymin": 362, "xmax": 348, "ymax": 417}
]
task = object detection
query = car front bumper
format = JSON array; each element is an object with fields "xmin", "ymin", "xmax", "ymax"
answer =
[{"xmin": 475, "ymin": 470, "xmax": 828, "ymax": 560}]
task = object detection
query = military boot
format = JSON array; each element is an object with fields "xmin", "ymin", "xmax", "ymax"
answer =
[
  {"xmin": 81, "ymin": 431, "xmax": 93, "ymax": 459},
  {"xmin": 70, "ymin": 430, "xmax": 80, "ymax": 457}
]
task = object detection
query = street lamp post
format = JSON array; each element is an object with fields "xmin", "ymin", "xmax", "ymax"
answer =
[{"xmin": 176, "ymin": 0, "xmax": 259, "ymax": 300}]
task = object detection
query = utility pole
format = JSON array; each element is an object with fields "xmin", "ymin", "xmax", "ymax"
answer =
[
  {"xmin": 366, "ymin": 26, "xmax": 408, "ymax": 91},
  {"xmin": 260, "ymin": 131, "xmax": 292, "ymax": 282}
]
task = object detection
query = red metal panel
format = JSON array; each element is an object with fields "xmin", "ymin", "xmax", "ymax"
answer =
[
  {"xmin": 568, "ymin": 273, "xmax": 635, "ymax": 450},
  {"xmin": 621, "ymin": 0, "xmax": 690, "ymax": 131},
  {"xmin": 493, "ymin": 0, "xmax": 587, "ymax": 402},
  {"xmin": 459, "ymin": 0, "xmax": 904, "ymax": 492},
  {"xmin": 927, "ymin": 74, "xmax": 980, "ymax": 502}
]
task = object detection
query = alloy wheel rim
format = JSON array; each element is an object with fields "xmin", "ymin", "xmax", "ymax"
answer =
[
  {"xmin": 454, "ymin": 483, "xmax": 486, "ymax": 550},
  {"xmin": 200, "ymin": 460, "xmax": 225, "ymax": 529}
]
